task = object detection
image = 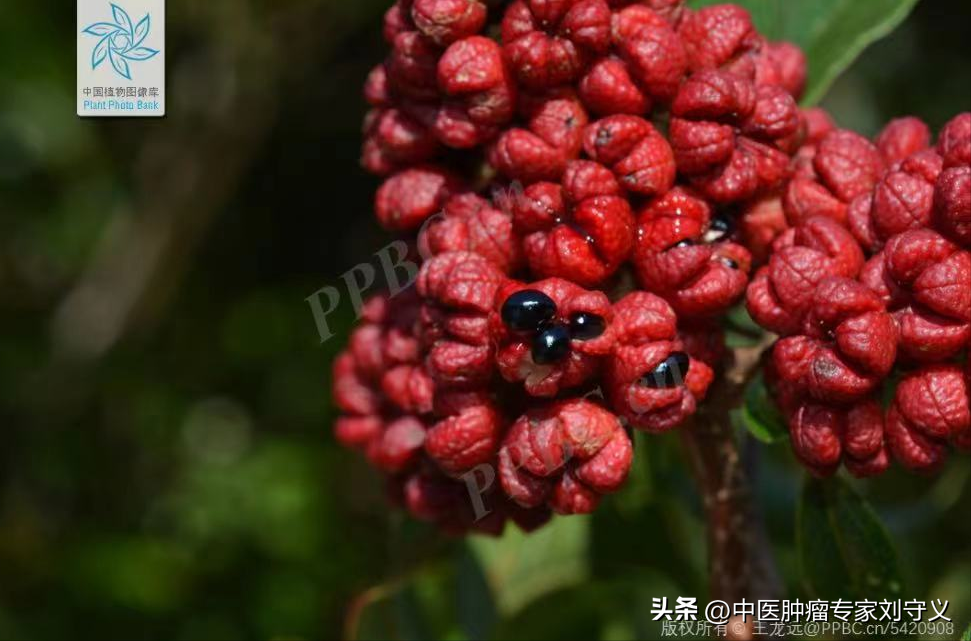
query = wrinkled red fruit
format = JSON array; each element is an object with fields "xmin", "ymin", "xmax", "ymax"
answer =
[
  {"xmin": 498, "ymin": 398, "xmax": 633, "ymax": 514},
  {"xmin": 492, "ymin": 277, "xmax": 615, "ymax": 397},
  {"xmin": 787, "ymin": 399, "xmax": 889, "ymax": 478},
  {"xmin": 861, "ymin": 229, "xmax": 970, "ymax": 362},
  {"xmin": 418, "ymin": 251, "xmax": 507, "ymax": 387},
  {"xmin": 606, "ymin": 291, "xmax": 713, "ymax": 432},
  {"xmin": 746, "ymin": 216, "xmax": 864, "ymax": 335},
  {"xmin": 887, "ymin": 364, "xmax": 970, "ymax": 472},
  {"xmin": 772, "ymin": 277, "xmax": 896, "ymax": 404},
  {"xmin": 634, "ymin": 186, "xmax": 752, "ymax": 317},
  {"xmin": 505, "ymin": 160, "xmax": 636, "ymax": 286}
]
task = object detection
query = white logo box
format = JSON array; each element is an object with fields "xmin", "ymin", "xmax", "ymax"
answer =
[{"xmin": 77, "ymin": 0, "xmax": 165, "ymax": 117}]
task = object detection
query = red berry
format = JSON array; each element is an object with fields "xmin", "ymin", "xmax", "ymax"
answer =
[
  {"xmin": 492, "ymin": 277, "xmax": 615, "ymax": 396},
  {"xmin": 501, "ymin": 0, "xmax": 612, "ymax": 90},
  {"xmin": 678, "ymin": 4, "xmax": 757, "ymax": 72},
  {"xmin": 634, "ymin": 186, "xmax": 751, "ymax": 317},
  {"xmin": 412, "ymin": 0, "xmax": 488, "ymax": 46},
  {"xmin": 888, "ymin": 364, "xmax": 970, "ymax": 472},
  {"xmin": 875, "ymin": 116, "xmax": 931, "ymax": 166},
  {"xmin": 583, "ymin": 115, "xmax": 676, "ymax": 195},
  {"xmin": 418, "ymin": 251, "xmax": 507, "ymax": 387},
  {"xmin": 498, "ymin": 398, "xmax": 632, "ymax": 514},
  {"xmin": 420, "ymin": 193, "xmax": 525, "ymax": 273},
  {"xmin": 937, "ymin": 112, "xmax": 971, "ymax": 168},
  {"xmin": 606, "ymin": 291, "xmax": 713, "ymax": 431},
  {"xmin": 490, "ymin": 97, "xmax": 588, "ymax": 182},
  {"xmin": 376, "ymin": 166, "xmax": 462, "ymax": 231}
]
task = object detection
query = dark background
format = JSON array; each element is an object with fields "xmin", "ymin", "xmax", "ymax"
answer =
[{"xmin": 0, "ymin": 1, "xmax": 969, "ymax": 639}]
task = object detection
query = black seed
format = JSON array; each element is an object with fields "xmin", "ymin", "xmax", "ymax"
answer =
[
  {"xmin": 639, "ymin": 351, "xmax": 690, "ymax": 388},
  {"xmin": 719, "ymin": 256, "xmax": 740, "ymax": 269},
  {"xmin": 670, "ymin": 238, "xmax": 697, "ymax": 250},
  {"xmin": 569, "ymin": 312, "xmax": 606, "ymax": 340},
  {"xmin": 531, "ymin": 323, "xmax": 571, "ymax": 364},
  {"xmin": 501, "ymin": 289, "xmax": 557, "ymax": 332},
  {"xmin": 703, "ymin": 215, "xmax": 734, "ymax": 244}
]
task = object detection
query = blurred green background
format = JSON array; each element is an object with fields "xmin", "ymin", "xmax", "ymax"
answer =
[{"xmin": 0, "ymin": 1, "xmax": 968, "ymax": 639}]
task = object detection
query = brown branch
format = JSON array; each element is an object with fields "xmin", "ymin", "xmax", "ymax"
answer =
[{"xmin": 680, "ymin": 337, "xmax": 782, "ymax": 638}]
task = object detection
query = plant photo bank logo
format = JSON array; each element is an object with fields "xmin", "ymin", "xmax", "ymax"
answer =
[
  {"xmin": 77, "ymin": 0, "xmax": 165, "ymax": 117},
  {"xmin": 82, "ymin": 3, "xmax": 159, "ymax": 80}
]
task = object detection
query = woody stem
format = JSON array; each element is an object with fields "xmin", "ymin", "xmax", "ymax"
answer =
[{"xmin": 680, "ymin": 340, "xmax": 783, "ymax": 611}]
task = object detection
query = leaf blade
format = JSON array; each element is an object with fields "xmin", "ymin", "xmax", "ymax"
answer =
[
  {"xmin": 688, "ymin": 0, "xmax": 921, "ymax": 105},
  {"xmin": 797, "ymin": 476, "xmax": 904, "ymax": 600},
  {"xmin": 732, "ymin": 372, "xmax": 788, "ymax": 444},
  {"xmin": 456, "ymin": 545, "xmax": 497, "ymax": 641},
  {"xmin": 799, "ymin": 0, "xmax": 921, "ymax": 105},
  {"xmin": 469, "ymin": 515, "xmax": 590, "ymax": 617}
]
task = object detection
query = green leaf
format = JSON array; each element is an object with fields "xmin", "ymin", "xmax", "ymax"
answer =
[
  {"xmin": 723, "ymin": 304, "xmax": 765, "ymax": 349},
  {"xmin": 688, "ymin": 0, "xmax": 783, "ymax": 37},
  {"xmin": 612, "ymin": 433, "xmax": 655, "ymax": 514},
  {"xmin": 797, "ymin": 476, "xmax": 904, "ymax": 600},
  {"xmin": 725, "ymin": 304, "xmax": 762, "ymax": 334},
  {"xmin": 469, "ymin": 515, "xmax": 590, "ymax": 617},
  {"xmin": 733, "ymin": 371, "xmax": 787, "ymax": 444},
  {"xmin": 960, "ymin": 623, "xmax": 971, "ymax": 641},
  {"xmin": 688, "ymin": 0, "xmax": 920, "ymax": 105},
  {"xmin": 494, "ymin": 572, "xmax": 682, "ymax": 641},
  {"xmin": 725, "ymin": 329, "xmax": 761, "ymax": 349},
  {"xmin": 351, "ymin": 564, "xmax": 462, "ymax": 641},
  {"xmin": 456, "ymin": 545, "xmax": 497, "ymax": 640},
  {"xmin": 791, "ymin": 0, "xmax": 921, "ymax": 105}
]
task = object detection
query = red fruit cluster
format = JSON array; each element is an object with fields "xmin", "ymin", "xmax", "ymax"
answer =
[
  {"xmin": 334, "ymin": 0, "xmax": 968, "ymax": 536},
  {"xmin": 747, "ymin": 113, "xmax": 971, "ymax": 477}
]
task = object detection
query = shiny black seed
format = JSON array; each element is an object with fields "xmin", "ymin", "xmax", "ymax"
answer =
[
  {"xmin": 703, "ymin": 215, "xmax": 734, "ymax": 244},
  {"xmin": 501, "ymin": 289, "xmax": 557, "ymax": 332},
  {"xmin": 639, "ymin": 351, "xmax": 690, "ymax": 388},
  {"xmin": 671, "ymin": 238, "xmax": 697, "ymax": 250},
  {"xmin": 719, "ymin": 256, "xmax": 740, "ymax": 269},
  {"xmin": 569, "ymin": 312, "xmax": 606, "ymax": 340},
  {"xmin": 531, "ymin": 323, "xmax": 571, "ymax": 364}
]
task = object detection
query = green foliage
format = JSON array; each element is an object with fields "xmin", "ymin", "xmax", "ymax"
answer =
[
  {"xmin": 690, "ymin": 0, "xmax": 921, "ymax": 105},
  {"xmin": 797, "ymin": 476, "xmax": 904, "ymax": 600},
  {"xmin": 457, "ymin": 547, "xmax": 498, "ymax": 640},
  {"xmin": 732, "ymin": 371, "xmax": 788, "ymax": 444},
  {"xmin": 723, "ymin": 303, "xmax": 764, "ymax": 348},
  {"xmin": 349, "ymin": 549, "xmax": 498, "ymax": 641},
  {"xmin": 470, "ymin": 515, "xmax": 591, "ymax": 617}
]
